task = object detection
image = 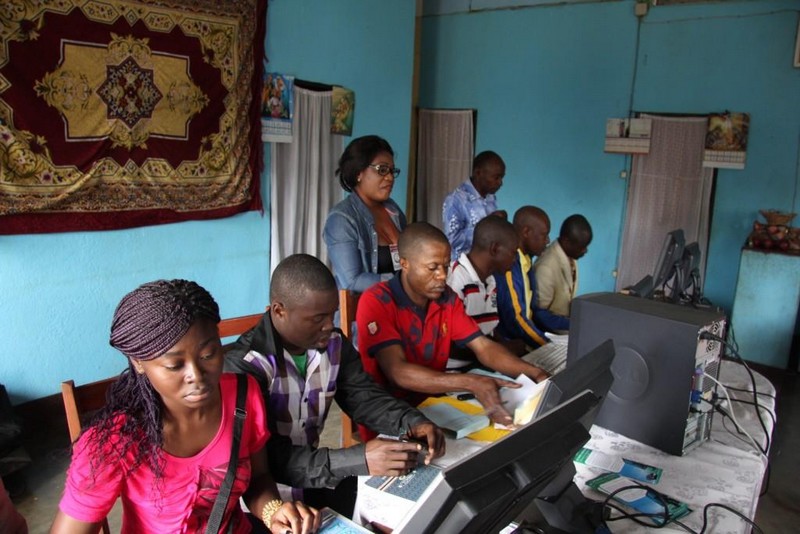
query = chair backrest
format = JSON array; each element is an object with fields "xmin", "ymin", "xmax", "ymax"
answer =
[
  {"xmin": 61, "ymin": 377, "xmax": 117, "ymax": 444},
  {"xmin": 219, "ymin": 312, "xmax": 263, "ymax": 339},
  {"xmin": 61, "ymin": 377, "xmax": 117, "ymax": 534},
  {"xmin": 338, "ymin": 289, "xmax": 361, "ymax": 448},
  {"xmin": 339, "ymin": 289, "xmax": 358, "ymax": 339}
]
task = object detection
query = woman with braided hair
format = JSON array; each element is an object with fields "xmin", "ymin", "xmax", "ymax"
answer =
[{"xmin": 50, "ymin": 280, "xmax": 321, "ymax": 534}]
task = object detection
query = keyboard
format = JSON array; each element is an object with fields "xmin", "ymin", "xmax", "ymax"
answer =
[
  {"xmin": 364, "ymin": 464, "xmax": 442, "ymax": 502},
  {"xmin": 523, "ymin": 342, "xmax": 568, "ymax": 375}
]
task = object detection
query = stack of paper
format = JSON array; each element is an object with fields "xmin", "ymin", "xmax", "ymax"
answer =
[{"xmin": 498, "ymin": 374, "xmax": 550, "ymax": 426}]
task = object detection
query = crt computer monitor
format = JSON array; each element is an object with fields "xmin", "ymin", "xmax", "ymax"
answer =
[{"xmin": 394, "ymin": 340, "xmax": 617, "ymax": 534}]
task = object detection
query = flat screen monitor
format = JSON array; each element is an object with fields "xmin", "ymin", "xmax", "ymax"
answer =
[
  {"xmin": 393, "ymin": 391, "xmax": 602, "ymax": 534},
  {"xmin": 652, "ymin": 229, "xmax": 685, "ymax": 296},
  {"xmin": 626, "ymin": 229, "xmax": 685, "ymax": 299},
  {"xmin": 669, "ymin": 241, "xmax": 702, "ymax": 303},
  {"xmin": 538, "ymin": 338, "xmax": 616, "ymax": 420}
]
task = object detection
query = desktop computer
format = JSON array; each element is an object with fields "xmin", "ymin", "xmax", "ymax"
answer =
[{"xmin": 568, "ymin": 292, "xmax": 726, "ymax": 456}]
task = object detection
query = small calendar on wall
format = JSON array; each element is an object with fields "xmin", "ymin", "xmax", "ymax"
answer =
[{"xmin": 702, "ymin": 112, "xmax": 749, "ymax": 170}]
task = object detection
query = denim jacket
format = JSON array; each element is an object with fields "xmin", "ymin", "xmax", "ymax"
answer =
[{"xmin": 323, "ymin": 193, "xmax": 407, "ymax": 293}]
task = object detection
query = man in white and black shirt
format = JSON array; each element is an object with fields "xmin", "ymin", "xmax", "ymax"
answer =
[{"xmin": 446, "ymin": 216, "xmax": 526, "ymax": 368}]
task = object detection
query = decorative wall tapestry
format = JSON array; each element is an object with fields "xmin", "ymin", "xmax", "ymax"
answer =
[{"xmin": 0, "ymin": 0, "xmax": 267, "ymax": 234}]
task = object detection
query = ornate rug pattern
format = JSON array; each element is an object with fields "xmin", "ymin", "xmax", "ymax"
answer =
[{"xmin": 0, "ymin": 0, "xmax": 265, "ymax": 233}]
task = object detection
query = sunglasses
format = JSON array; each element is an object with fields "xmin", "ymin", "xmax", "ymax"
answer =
[{"xmin": 366, "ymin": 164, "xmax": 401, "ymax": 178}]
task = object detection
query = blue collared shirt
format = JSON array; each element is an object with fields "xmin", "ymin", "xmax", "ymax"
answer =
[{"xmin": 442, "ymin": 180, "xmax": 497, "ymax": 261}]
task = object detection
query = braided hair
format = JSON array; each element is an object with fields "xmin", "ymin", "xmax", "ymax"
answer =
[{"xmin": 81, "ymin": 280, "xmax": 220, "ymax": 482}]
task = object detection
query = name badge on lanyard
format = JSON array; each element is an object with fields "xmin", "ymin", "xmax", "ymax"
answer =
[{"xmin": 390, "ymin": 243, "xmax": 401, "ymax": 271}]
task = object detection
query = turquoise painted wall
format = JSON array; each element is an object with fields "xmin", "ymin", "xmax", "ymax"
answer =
[
  {"xmin": 633, "ymin": 1, "xmax": 800, "ymax": 315},
  {"xmin": 1, "ymin": 0, "xmax": 416, "ymax": 404},
  {"xmin": 265, "ymin": 0, "xmax": 416, "ymax": 210},
  {"xmin": 420, "ymin": 0, "xmax": 800, "ymax": 314}
]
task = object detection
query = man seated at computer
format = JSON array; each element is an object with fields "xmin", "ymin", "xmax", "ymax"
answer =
[
  {"xmin": 534, "ymin": 213, "xmax": 593, "ymax": 321},
  {"xmin": 496, "ymin": 206, "xmax": 570, "ymax": 350},
  {"xmin": 225, "ymin": 254, "xmax": 445, "ymax": 516},
  {"xmin": 356, "ymin": 222, "xmax": 549, "ymax": 436},
  {"xmin": 446, "ymin": 216, "xmax": 528, "ymax": 368}
]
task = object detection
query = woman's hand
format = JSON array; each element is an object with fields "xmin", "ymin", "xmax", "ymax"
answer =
[{"xmin": 270, "ymin": 501, "xmax": 321, "ymax": 534}]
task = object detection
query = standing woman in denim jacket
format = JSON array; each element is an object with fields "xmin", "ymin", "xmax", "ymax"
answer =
[{"xmin": 324, "ymin": 135, "xmax": 407, "ymax": 293}]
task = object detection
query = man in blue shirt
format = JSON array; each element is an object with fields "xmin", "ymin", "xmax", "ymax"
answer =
[{"xmin": 442, "ymin": 151, "xmax": 507, "ymax": 261}]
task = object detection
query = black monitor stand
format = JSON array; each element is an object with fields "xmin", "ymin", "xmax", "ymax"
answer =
[{"xmin": 512, "ymin": 466, "xmax": 608, "ymax": 533}]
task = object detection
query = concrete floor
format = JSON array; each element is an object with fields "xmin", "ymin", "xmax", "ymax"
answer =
[{"xmin": 7, "ymin": 370, "xmax": 799, "ymax": 533}]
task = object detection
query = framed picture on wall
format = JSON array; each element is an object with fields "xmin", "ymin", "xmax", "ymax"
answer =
[{"xmin": 795, "ymin": 19, "xmax": 800, "ymax": 67}]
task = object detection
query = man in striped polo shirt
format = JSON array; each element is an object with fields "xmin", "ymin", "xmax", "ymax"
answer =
[{"xmin": 446, "ymin": 216, "xmax": 527, "ymax": 368}]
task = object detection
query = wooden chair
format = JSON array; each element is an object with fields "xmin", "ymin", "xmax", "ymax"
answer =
[
  {"xmin": 339, "ymin": 289, "xmax": 361, "ymax": 448},
  {"xmin": 61, "ymin": 377, "xmax": 117, "ymax": 534},
  {"xmin": 218, "ymin": 312, "xmax": 263, "ymax": 340},
  {"xmin": 61, "ymin": 377, "xmax": 117, "ymax": 446}
]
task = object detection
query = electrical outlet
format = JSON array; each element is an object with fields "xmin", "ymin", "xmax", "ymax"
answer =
[{"xmin": 619, "ymin": 170, "xmax": 628, "ymax": 179}]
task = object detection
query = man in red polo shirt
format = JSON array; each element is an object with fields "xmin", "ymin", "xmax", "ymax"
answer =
[{"xmin": 356, "ymin": 222, "xmax": 549, "ymax": 432}]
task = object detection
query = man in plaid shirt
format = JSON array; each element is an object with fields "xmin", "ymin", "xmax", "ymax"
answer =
[{"xmin": 225, "ymin": 254, "xmax": 444, "ymax": 516}]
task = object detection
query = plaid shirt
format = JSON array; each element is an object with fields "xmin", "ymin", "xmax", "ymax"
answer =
[
  {"xmin": 224, "ymin": 311, "xmax": 429, "ymax": 492},
  {"xmin": 243, "ymin": 334, "xmax": 342, "ymax": 448}
]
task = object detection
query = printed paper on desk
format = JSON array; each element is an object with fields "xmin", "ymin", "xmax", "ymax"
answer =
[{"xmin": 574, "ymin": 447, "xmax": 663, "ymax": 484}]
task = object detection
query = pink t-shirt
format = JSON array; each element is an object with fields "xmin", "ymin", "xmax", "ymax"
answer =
[{"xmin": 59, "ymin": 373, "xmax": 269, "ymax": 533}]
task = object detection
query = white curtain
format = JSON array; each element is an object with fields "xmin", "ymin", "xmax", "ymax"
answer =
[
  {"xmin": 416, "ymin": 109, "xmax": 474, "ymax": 229},
  {"xmin": 616, "ymin": 115, "xmax": 713, "ymax": 291},
  {"xmin": 270, "ymin": 87, "xmax": 343, "ymax": 271}
]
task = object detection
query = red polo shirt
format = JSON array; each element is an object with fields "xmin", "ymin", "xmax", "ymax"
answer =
[{"xmin": 356, "ymin": 275, "xmax": 482, "ymax": 407}]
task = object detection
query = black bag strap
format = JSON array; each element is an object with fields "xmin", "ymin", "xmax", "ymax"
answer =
[{"xmin": 206, "ymin": 374, "xmax": 248, "ymax": 534}]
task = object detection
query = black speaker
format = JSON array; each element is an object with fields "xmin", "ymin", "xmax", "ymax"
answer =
[{"xmin": 567, "ymin": 292, "xmax": 726, "ymax": 455}]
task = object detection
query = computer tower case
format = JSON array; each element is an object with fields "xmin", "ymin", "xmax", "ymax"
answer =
[{"xmin": 568, "ymin": 292, "xmax": 726, "ymax": 456}]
